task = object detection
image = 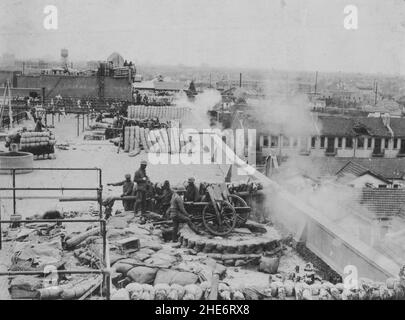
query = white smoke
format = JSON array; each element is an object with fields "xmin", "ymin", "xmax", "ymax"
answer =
[{"xmin": 175, "ymin": 89, "xmax": 221, "ymax": 130}]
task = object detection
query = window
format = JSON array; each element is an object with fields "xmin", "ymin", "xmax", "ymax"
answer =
[
  {"xmin": 338, "ymin": 137, "xmax": 343, "ymax": 148},
  {"xmin": 311, "ymin": 137, "xmax": 316, "ymax": 148},
  {"xmin": 394, "ymin": 138, "xmax": 398, "ymax": 149},
  {"xmin": 271, "ymin": 135, "xmax": 278, "ymax": 147},
  {"xmin": 292, "ymin": 138, "xmax": 298, "ymax": 147},
  {"xmin": 357, "ymin": 137, "xmax": 364, "ymax": 148},
  {"xmin": 320, "ymin": 136, "xmax": 325, "ymax": 148},
  {"xmin": 367, "ymin": 138, "xmax": 372, "ymax": 149},
  {"xmin": 263, "ymin": 136, "xmax": 269, "ymax": 148},
  {"xmin": 384, "ymin": 139, "xmax": 389, "ymax": 149},
  {"xmin": 346, "ymin": 137, "xmax": 353, "ymax": 148}
]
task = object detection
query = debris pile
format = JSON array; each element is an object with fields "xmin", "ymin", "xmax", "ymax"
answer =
[{"xmin": 2, "ymin": 209, "xmax": 405, "ymax": 300}]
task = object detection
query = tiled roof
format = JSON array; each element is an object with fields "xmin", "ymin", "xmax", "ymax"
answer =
[
  {"xmin": 281, "ymin": 157, "xmax": 350, "ymax": 180},
  {"xmin": 285, "ymin": 157, "xmax": 405, "ymax": 180},
  {"xmin": 346, "ymin": 158, "xmax": 405, "ymax": 180},
  {"xmin": 317, "ymin": 116, "xmax": 391, "ymax": 137},
  {"xmin": 336, "ymin": 161, "xmax": 369, "ymax": 177},
  {"xmin": 318, "ymin": 116, "xmax": 354, "ymax": 136},
  {"xmin": 336, "ymin": 161, "xmax": 390, "ymax": 183},
  {"xmin": 389, "ymin": 118, "xmax": 405, "ymax": 137},
  {"xmin": 356, "ymin": 117, "xmax": 391, "ymax": 137},
  {"xmin": 357, "ymin": 188, "xmax": 405, "ymax": 219}
]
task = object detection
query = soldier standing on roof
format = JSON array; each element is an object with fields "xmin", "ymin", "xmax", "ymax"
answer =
[
  {"xmin": 107, "ymin": 174, "xmax": 135, "ymax": 211},
  {"xmin": 184, "ymin": 177, "xmax": 201, "ymax": 202},
  {"xmin": 134, "ymin": 160, "xmax": 149, "ymax": 216},
  {"xmin": 168, "ymin": 189, "xmax": 192, "ymax": 242}
]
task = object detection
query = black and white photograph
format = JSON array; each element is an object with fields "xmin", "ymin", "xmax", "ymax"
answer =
[{"xmin": 0, "ymin": 0, "xmax": 405, "ymax": 306}]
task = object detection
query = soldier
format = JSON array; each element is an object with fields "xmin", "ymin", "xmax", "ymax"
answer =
[
  {"xmin": 168, "ymin": 190, "xmax": 192, "ymax": 242},
  {"xmin": 134, "ymin": 160, "xmax": 149, "ymax": 216},
  {"xmin": 34, "ymin": 116, "xmax": 46, "ymax": 132},
  {"xmin": 107, "ymin": 174, "xmax": 135, "ymax": 211},
  {"xmin": 155, "ymin": 180, "xmax": 173, "ymax": 217},
  {"xmin": 184, "ymin": 177, "xmax": 201, "ymax": 202}
]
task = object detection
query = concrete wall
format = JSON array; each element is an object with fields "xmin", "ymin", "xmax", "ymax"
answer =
[
  {"xmin": 16, "ymin": 75, "xmax": 132, "ymax": 100},
  {"xmin": 0, "ymin": 70, "xmax": 19, "ymax": 87}
]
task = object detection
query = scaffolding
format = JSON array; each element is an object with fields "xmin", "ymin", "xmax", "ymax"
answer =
[{"xmin": 0, "ymin": 167, "xmax": 111, "ymax": 300}]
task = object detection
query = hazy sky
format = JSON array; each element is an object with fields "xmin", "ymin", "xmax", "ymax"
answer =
[{"xmin": 1, "ymin": 0, "xmax": 405, "ymax": 74}]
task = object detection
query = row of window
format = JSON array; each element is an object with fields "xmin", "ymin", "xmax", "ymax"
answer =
[
  {"xmin": 263, "ymin": 135, "xmax": 299, "ymax": 148},
  {"xmin": 262, "ymin": 135, "xmax": 403, "ymax": 150},
  {"xmin": 316, "ymin": 137, "xmax": 397, "ymax": 150}
]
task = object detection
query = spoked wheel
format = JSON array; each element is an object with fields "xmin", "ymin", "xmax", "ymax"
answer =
[
  {"xmin": 202, "ymin": 200, "xmax": 237, "ymax": 236},
  {"xmin": 228, "ymin": 194, "xmax": 250, "ymax": 227},
  {"xmin": 184, "ymin": 204, "xmax": 205, "ymax": 234},
  {"xmin": 188, "ymin": 213, "xmax": 205, "ymax": 235}
]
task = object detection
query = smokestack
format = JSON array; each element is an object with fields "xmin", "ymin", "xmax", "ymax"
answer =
[{"xmin": 240, "ymin": 73, "xmax": 242, "ymax": 88}]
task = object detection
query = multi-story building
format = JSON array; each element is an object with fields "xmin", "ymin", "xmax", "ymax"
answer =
[{"xmin": 231, "ymin": 111, "xmax": 405, "ymax": 162}]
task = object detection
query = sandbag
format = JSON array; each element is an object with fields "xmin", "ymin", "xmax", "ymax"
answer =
[
  {"xmin": 127, "ymin": 266, "xmax": 158, "ymax": 284},
  {"xmin": 154, "ymin": 269, "xmax": 198, "ymax": 286},
  {"xmin": 114, "ymin": 262, "xmax": 136, "ymax": 275},
  {"xmin": 11, "ymin": 240, "xmax": 62, "ymax": 271}
]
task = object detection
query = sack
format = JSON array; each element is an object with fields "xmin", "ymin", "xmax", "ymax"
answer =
[
  {"xmin": 154, "ymin": 269, "xmax": 198, "ymax": 286},
  {"xmin": 127, "ymin": 266, "xmax": 158, "ymax": 284}
]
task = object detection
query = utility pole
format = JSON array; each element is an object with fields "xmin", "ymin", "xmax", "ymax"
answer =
[
  {"xmin": 374, "ymin": 80, "xmax": 378, "ymax": 106},
  {"xmin": 239, "ymin": 73, "xmax": 242, "ymax": 88},
  {"xmin": 314, "ymin": 71, "xmax": 318, "ymax": 95},
  {"xmin": 1, "ymin": 80, "xmax": 12, "ymax": 129}
]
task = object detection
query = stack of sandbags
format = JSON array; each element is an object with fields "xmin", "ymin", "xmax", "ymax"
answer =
[
  {"xmin": 124, "ymin": 124, "xmax": 191, "ymax": 155},
  {"xmin": 144, "ymin": 128, "xmax": 152, "ymax": 149},
  {"xmin": 124, "ymin": 127, "xmax": 130, "ymax": 152},
  {"xmin": 127, "ymin": 105, "xmax": 191, "ymax": 121},
  {"xmin": 140, "ymin": 127, "xmax": 148, "ymax": 152},
  {"xmin": 160, "ymin": 128, "xmax": 170, "ymax": 153}
]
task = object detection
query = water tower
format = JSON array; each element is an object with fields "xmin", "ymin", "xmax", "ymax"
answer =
[{"xmin": 61, "ymin": 48, "xmax": 69, "ymax": 68}]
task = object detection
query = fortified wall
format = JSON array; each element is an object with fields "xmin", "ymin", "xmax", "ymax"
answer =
[{"xmin": 15, "ymin": 75, "xmax": 132, "ymax": 100}]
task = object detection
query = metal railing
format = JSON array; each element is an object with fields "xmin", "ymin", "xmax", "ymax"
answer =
[
  {"xmin": 0, "ymin": 167, "xmax": 111, "ymax": 300},
  {"xmin": 0, "ymin": 111, "xmax": 29, "ymax": 129}
]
